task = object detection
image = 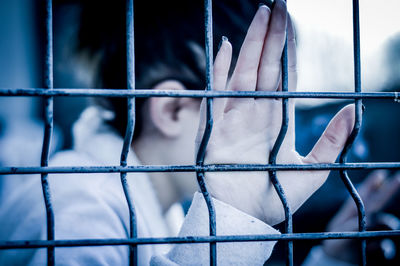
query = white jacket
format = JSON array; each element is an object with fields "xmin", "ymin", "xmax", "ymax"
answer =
[{"xmin": 0, "ymin": 107, "xmax": 279, "ymax": 265}]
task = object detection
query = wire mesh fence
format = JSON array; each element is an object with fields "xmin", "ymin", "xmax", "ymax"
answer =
[{"xmin": 0, "ymin": 0, "xmax": 399, "ymax": 265}]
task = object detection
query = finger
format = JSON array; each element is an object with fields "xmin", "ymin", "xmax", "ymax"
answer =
[
  {"xmin": 357, "ymin": 170, "xmax": 387, "ymax": 198},
  {"xmin": 334, "ymin": 172, "xmax": 400, "ymax": 227},
  {"xmin": 291, "ymin": 105, "xmax": 355, "ymax": 208},
  {"xmin": 300, "ymin": 105, "xmax": 355, "ymax": 226},
  {"xmin": 256, "ymin": 0, "xmax": 287, "ymax": 91},
  {"xmin": 228, "ymin": 5, "xmax": 271, "ymax": 92},
  {"xmin": 214, "ymin": 37, "xmax": 232, "ymax": 91},
  {"xmin": 287, "ymin": 14, "xmax": 297, "ymax": 92},
  {"xmin": 213, "ymin": 37, "xmax": 232, "ymax": 120},
  {"xmin": 273, "ymin": 13, "xmax": 297, "ymax": 94},
  {"xmin": 277, "ymin": 14, "xmax": 297, "ymax": 149},
  {"xmin": 195, "ymin": 99, "xmax": 207, "ymax": 156},
  {"xmin": 196, "ymin": 39, "xmax": 232, "ymax": 152},
  {"xmin": 224, "ymin": 5, "xmax": 271, "ymax": 113},
  {"xmin": 255, "ymin": 13, "xmax": 296, "ymax": 150},
  {"xmin": 368, "ymin": 172, "xmax": 400, "ymax": 213},
  {"xmin": 304, "ymin": 104, "xmax": 356, "ymax": 164},
  {"xmin": 336, "ymin": 170, "xmax": 388, "ymax": 224}
]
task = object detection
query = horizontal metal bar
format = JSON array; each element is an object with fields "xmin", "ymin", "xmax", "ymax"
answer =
[
  {"xmin": 0, "ymin": 89, "xmax": 399, "ymax": 99},
  {"xmin": 1, "ymin": 163, "xmax": 399, "ymax": 175},
  {"xmin": 1, "ymin": 230, "xmax": 399, "ymax": 249}
]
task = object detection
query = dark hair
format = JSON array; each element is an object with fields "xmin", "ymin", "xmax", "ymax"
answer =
[{"xmin": 77, "ymin": 0, "xmax": 258, "ymax": 139}]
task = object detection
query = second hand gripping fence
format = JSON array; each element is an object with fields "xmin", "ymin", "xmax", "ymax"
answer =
[{"xmin": 0, "ymin": 0, "xmax": 400, "ymax": 265}]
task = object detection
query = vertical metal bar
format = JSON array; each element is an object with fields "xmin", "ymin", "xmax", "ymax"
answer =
[
  {"xmin": 268, "ymin": 40, "xmax": 293, "ymax": 266},
  {"xmin": 196, "ymin": 0, "xmax": 216, "ymax": 265},
  {"xmin": 120, "ymin": 0, "xmax": 138, "ymax": 265},
  {"xmin": 41, "ymin": 0, "xmax": 55, "ymax": 265},
  {"xmin": 339, "ymin": 0, "xmax": 366, "ymax": 265},
  {"xmin": 267, "ymin": 1, "xmax": 293, "ymax": 265}
]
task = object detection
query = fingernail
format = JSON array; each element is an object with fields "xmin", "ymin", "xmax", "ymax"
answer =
[
  {"xmin": 262, "ymin": 0, "xmax": 275, "ymax": 9},
  {"xmin": 394, "ymin": 172, "xmax": 400, "ymax": 183},
  {"xmin": 373, "ymin": 172, "xmax": 386, "ymax": 189},
  {"xmin": 218, "ymin": 36, "xmax": 228, "ymax": 50}
]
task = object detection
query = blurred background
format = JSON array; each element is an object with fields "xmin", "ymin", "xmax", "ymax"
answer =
[{"xmin": 0, "ymin": 0, "xmax": 399, "ymax": 265}]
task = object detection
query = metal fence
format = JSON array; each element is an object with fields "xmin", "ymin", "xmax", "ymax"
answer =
[{"xmin": 0, "ymin": 0, "xmax": 400, "ymax": 265}]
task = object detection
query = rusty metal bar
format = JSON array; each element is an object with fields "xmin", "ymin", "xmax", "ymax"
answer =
[
  {"xmin": 195, "ymin": 0, "xmax": 216, "ymax": 265},
  {"xmin": 339, "ymin": 1, "xmax": 366, "ymax": 265},
  {"xmin": 1, "ymin": 230, "xmax": 399, "ymax": 249},
  {"xmin": 1, "ymin": 89, "xmax": 399, "ymax": 99},
  {"xmin": 1, "ymin": 162, "xmax": 400, "ymax": 175},
  {"xmin": 119, "ymin": 0, "xmax": 138, "ymax": 265},
  {"xmin": 41, "ymin": 0, "xmax": 55, "ymax": 264},
  {"xmin": 267, "ymin": 1, "xmax": 293, "ymax": 265}
]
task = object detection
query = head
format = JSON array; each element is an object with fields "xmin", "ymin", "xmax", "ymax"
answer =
[{"xmin": 77, "ymin": 0, "xmax": 260, "ymax": 210}]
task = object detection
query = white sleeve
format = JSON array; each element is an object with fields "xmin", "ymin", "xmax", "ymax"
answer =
[
  {"xmin": 302, "ymin": 246, "xmax": 357, "ymax": 266},
  {"xmin": 151, "ymin": 192, "xmax": 280, "ymax": 265}
]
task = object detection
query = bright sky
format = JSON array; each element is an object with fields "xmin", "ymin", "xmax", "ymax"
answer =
[{"xmin": 287, "ymin": 0, "xmax": 400, "ymax": 100}]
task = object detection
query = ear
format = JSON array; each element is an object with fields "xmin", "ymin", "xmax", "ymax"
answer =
[{"xmin": 149, "ymin": 80, "xmax": 188, "ymax": 138}]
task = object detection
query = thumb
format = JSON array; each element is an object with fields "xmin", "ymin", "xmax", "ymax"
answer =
[{"xmin": 305, "ymin": 104, "xmax": 356, "ymax": 164}]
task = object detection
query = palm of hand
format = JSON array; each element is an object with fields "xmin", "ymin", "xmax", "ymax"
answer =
[{"xmin": 196, "ymin": 0, "xmax": 355, "ymax": 225}]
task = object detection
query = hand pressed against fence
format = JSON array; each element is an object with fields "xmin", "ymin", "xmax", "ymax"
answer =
[{"xmin": 197, "ymin": 0, "xmax": 356, "ymax": 225}]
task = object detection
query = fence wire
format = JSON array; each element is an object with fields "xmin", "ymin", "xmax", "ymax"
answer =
[
  {"xmin": 0, "ymin": 0, "xmax": 399, "ymax": 266},
  {"xmin": 41, "ymin": 0, "xmax": 55, "ymax": 264}
]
